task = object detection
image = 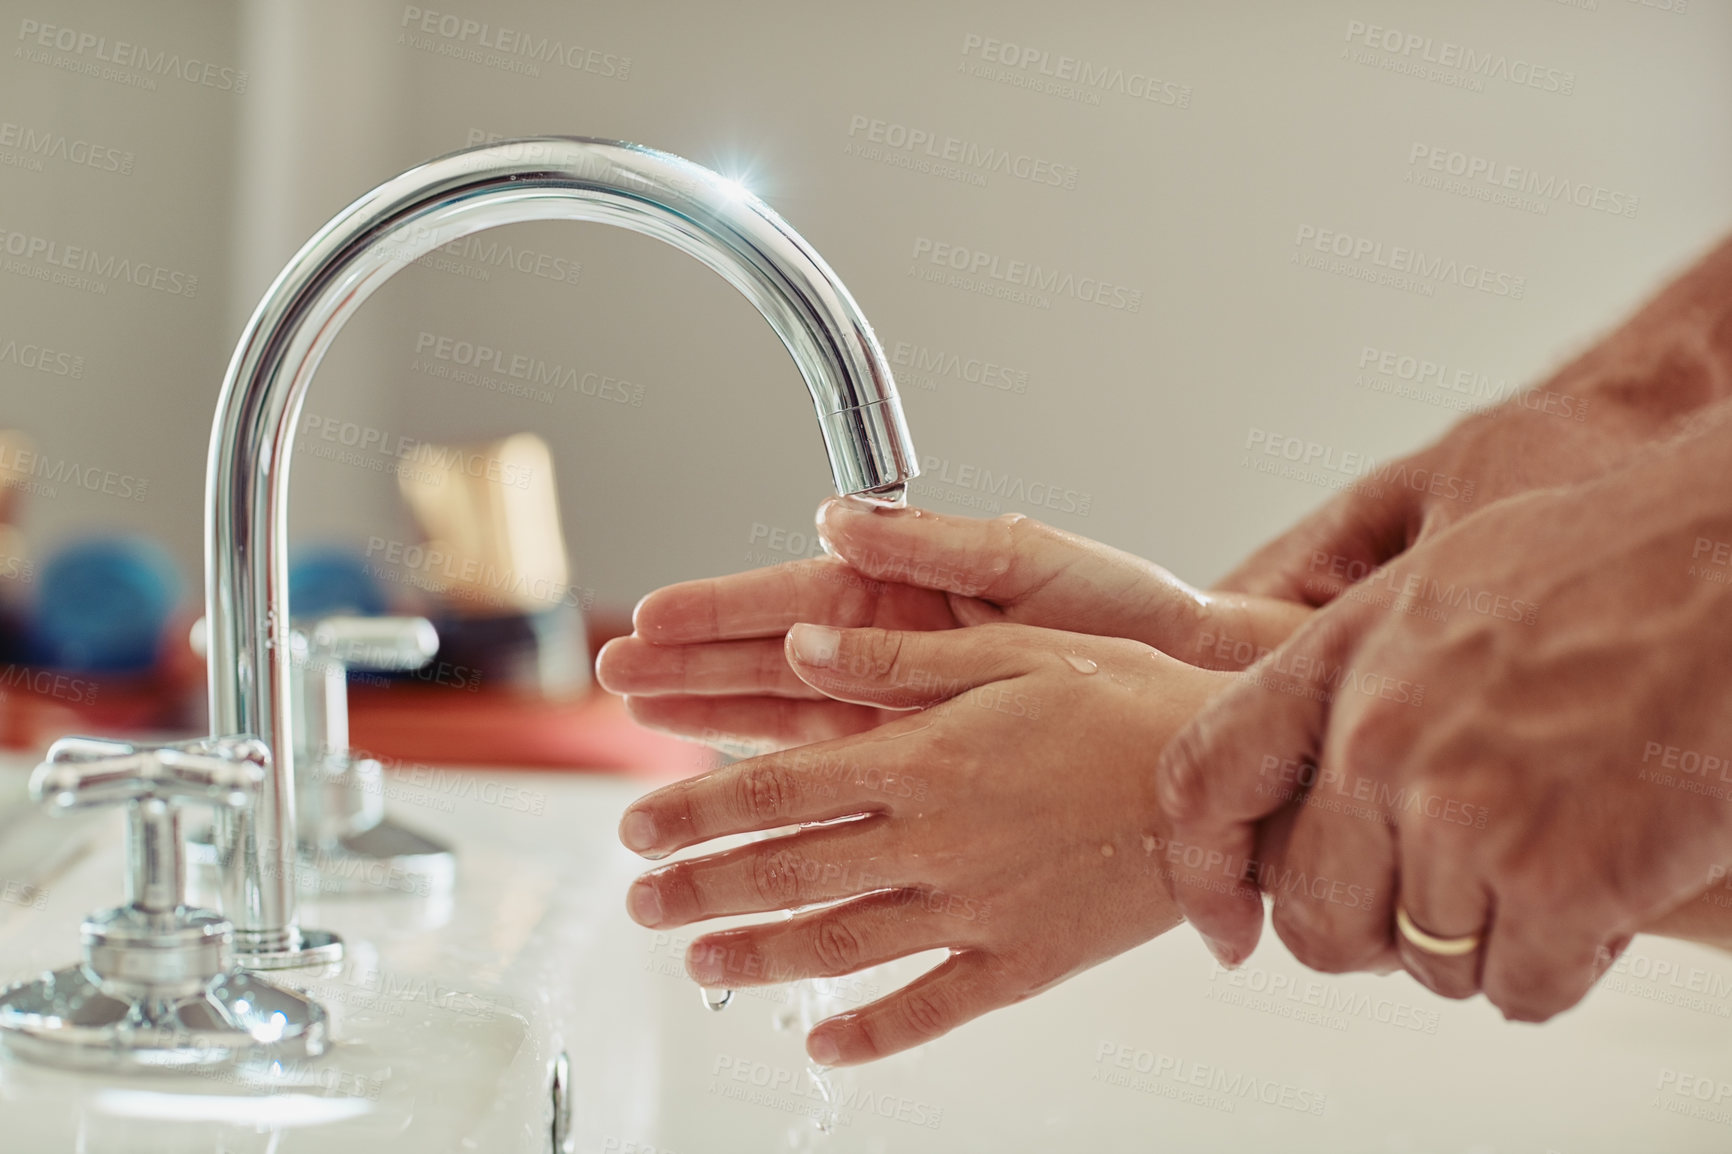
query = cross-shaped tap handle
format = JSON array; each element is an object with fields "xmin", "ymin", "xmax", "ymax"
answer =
[
  {"xmin": 290, "ymin": 616, "xmax": 437, "ymax": 761},
  {"xmin": 31, "ymin": 736, "xmax": 269, "ymax": 915}
]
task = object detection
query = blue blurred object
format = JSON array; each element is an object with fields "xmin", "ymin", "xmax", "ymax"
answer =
[
  {"xmin": 30, "ymin": 538, "xmax": 182, "ymax": 673},
  {"xmin": 290, "ymin": 547, "xmax": 387, "ymax": 618}
]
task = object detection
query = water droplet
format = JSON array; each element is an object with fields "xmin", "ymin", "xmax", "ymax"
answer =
[
  {"xmin": 1100, "ymin": 843, "xmax": 1115, "ymax": 858},
  {"xmin": 1064, "ymin": 655, "xmax": 1099, "ymax": 674},
  {"xmin": 702, "ymin": 986, "xmax": 733, "ymax": 1011},
  {"xmin": 808, "ymin": 1063, "xmax": 838, "ymax": 1134}
]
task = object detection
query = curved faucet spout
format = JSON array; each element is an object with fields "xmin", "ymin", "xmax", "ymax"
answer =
[{"xmin": 203, "ymin": 136, "xmax": 918, "ymax": 963}]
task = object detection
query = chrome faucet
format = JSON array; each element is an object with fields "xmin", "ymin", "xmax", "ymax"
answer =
[{"xmin": 0, "ymin": 137, "xmax": 916, "ymax": 1066}]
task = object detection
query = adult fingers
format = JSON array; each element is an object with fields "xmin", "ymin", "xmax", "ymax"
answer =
[
  {"xmin": 1394, "ymin": 817, "xmax": 1494, "ymax": 999},
  {"xmin": 1265, "ymin": 793, "xmax": 1399, "ymax": 976},
  {"xmin": 1212, "ymin": 483, "xmax": 1413, "ymax": 605},
  {"xmin": 1155, "ymin": 614, "xmax": 1356, "ymax": 966},
  {"xmin": 1479, "ymin": 892, "xmax": 1628, "ymax": 1023}
]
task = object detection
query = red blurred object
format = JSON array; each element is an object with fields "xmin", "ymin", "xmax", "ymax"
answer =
[
  {"xmin": 345, "ymin": 607, "xmax": 710, "ymax": 779},
  {"xmin": 0, "ymin": 672, "xmax": 178, "ymax": 750},
  {"xmin": 0, "ymin": 610, "xmax": 206, "ymax": 751},
  {"xmin": 1, "ymin": 605, "xmax": 713, "ymax": 781},
  {"xmin": 347, "ymin": 684, "xmax": 709, "ymax": 779}
]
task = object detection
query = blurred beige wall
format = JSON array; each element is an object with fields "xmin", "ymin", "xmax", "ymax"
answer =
[{"xmin": 3, "ymin": 0, "xmax": 1729, "ymax": 613}]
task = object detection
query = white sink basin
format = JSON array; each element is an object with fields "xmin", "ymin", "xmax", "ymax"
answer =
[{"xmin": 0, "ymin": 754, "xmax": 1726, "ymax": 1151}]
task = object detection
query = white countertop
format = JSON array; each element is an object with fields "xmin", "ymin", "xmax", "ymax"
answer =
[{"xmin": 0, "ymin": 753, "xmax": 1725, "ymax": 1152}]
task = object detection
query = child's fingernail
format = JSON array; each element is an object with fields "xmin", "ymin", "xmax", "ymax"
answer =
[
  {"xmin": 788, "ymin": 623, "xmax": 840, "ymax": 668},
  {"xmin": 687, "ymin": 943, "xmax": 727, "ymax": 986},
  {"xmin": 807, "ymin": 1033, "xmax": 840, "ymax": 1066},
  {"xmin": 620, "ymin": 809, "xmax": 659, "ymax": 854},
  {"xmin": 627, "ymin": 880, "xmax": 664, "ymax": 926},
  {"xmin": 1203, "ymin": 934, "xmax": 1243, "ymax": 970}
]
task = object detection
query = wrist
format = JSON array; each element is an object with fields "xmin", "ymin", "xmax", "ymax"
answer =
[{"xmin": 1552, "ymin": 233, "xmax": 1732, "ymax": 431}]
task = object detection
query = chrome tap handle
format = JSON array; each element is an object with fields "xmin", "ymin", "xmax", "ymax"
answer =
[
  {"xmin": 307, "ymin": 615, "xmax": 439, "ymax": 671},
  {"xmin": 30, "ymin": 736, "xmax": 267, "ymax": 915},
  {"xmin": 291, "ymin": 615, "xmax": 437, "ymax": 760},
  {"xmin": 0, "ymin": 735, "xmax": 332, "ymax": 1070}
]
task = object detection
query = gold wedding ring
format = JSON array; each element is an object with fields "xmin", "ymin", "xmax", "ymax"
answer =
[{"xmin": 1395, "ymin": 906, "xmax": 1482, "ymax": 957}]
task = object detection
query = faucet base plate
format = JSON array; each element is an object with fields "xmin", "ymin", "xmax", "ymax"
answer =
[
  {"xmin": 233, "ymin": 927, "xmax": 344, "ymax": 971},
  {"xmin": 0, "ymin": 964, "xmax": 328, "ymax": 1070},
  {"xmin": 303, "ymin": 819, "xmax": 457, "ymax": 897}
]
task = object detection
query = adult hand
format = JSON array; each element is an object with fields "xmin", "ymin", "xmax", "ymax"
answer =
[
  {"xmin": 615, "ymin": 621, "xmax": 1230, "ymax": 1065},
  {"xmin": 597, "ymin": 500, "xmax": 1306, "ymax": 751},
  {"xmin": 1156, "ymin": 405, "xmax": 1732, "ymax": 1021},
  {"xmin": 1218, "ymin": 234, "xmax": 1732, "ymax": 606}
]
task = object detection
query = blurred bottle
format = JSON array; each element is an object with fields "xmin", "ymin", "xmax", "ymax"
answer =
[{"xmin": 394, "ymin": 432, "xmax": 589, "ymax": 696}]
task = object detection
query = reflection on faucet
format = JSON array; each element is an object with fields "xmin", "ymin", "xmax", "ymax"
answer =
[{"xmin": 203, "ymin": 136, "xmax": 919, "ymax": 967}]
